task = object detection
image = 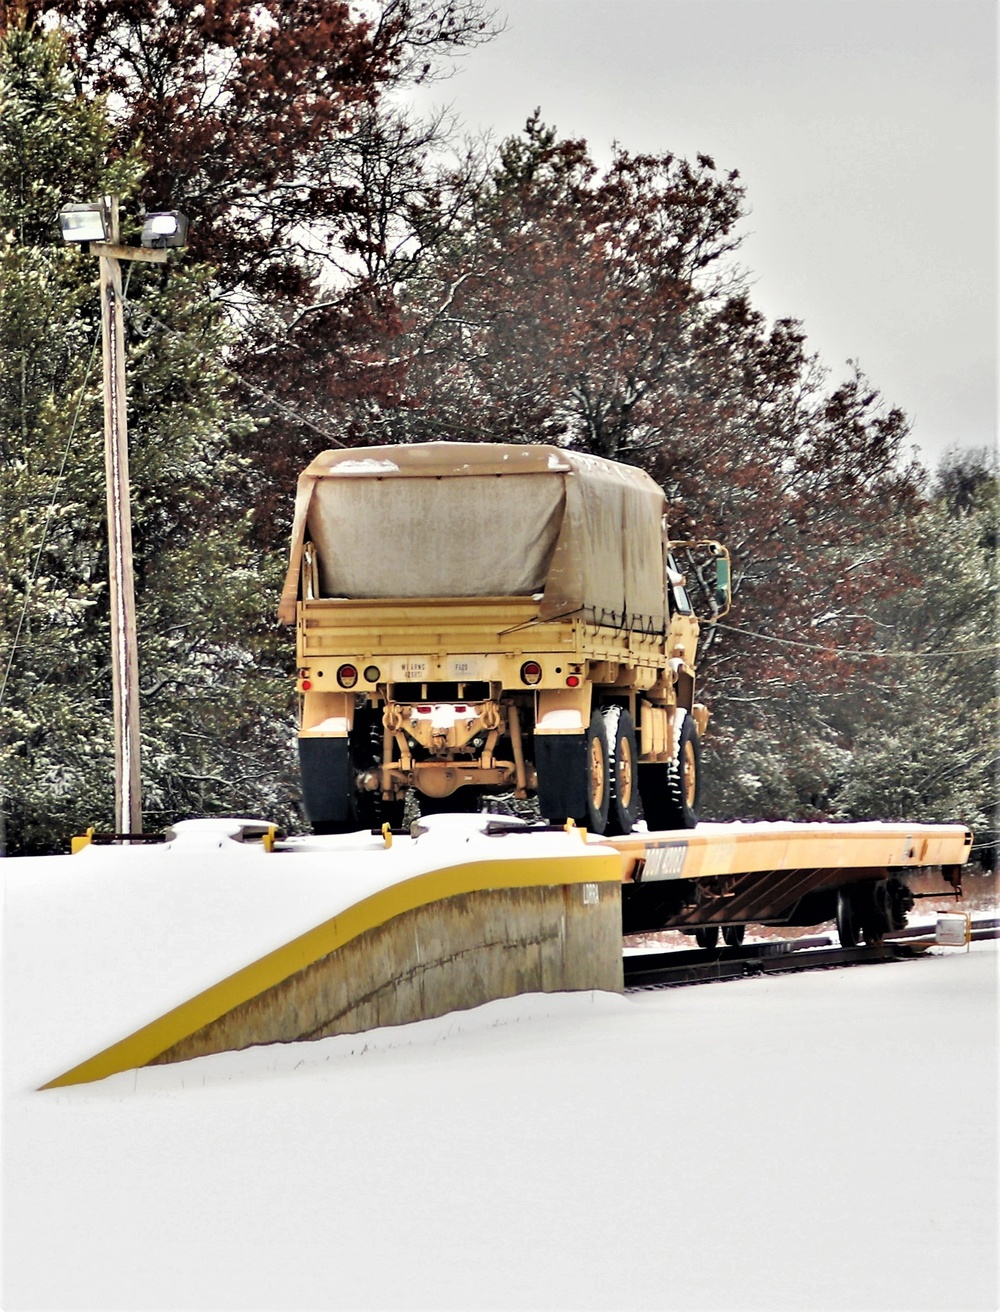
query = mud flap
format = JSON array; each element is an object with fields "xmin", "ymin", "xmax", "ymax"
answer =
[
  {"xmin": 298, "ymin": 737, "xmax": 353, "ymax": 830},
  {"xmin": 535, "ymin": 734, "xmax": 588, "ymax": 824}
]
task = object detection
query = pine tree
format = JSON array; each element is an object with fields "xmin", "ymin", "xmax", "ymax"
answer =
[{"xmin": 828, "ymin": 452, "xmax": 999, "ymax": 868}]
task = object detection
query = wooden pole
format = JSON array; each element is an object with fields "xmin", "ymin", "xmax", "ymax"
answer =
[{"xmin": 99, "ymin": 196, "xmax": 142, "ymax": 834}]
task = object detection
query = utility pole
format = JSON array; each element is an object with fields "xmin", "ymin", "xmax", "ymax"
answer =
[
  {"xmin": 96, "ymin": 198, "xmax": 144, "ymax": 834},
  {"xmin": 58, "ymin": 196, "xmax": 187, "ymax": 835}
]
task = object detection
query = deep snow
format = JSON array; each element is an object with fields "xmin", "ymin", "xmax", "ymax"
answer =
[{"xmin": 2, "ymin": 829, "xmax": 997, "ymax": 1310}]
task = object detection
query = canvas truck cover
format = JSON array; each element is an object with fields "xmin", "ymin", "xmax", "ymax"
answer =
[{"xmin": 278, "ymin": 442, "xmax": 668, "ymax": 632}]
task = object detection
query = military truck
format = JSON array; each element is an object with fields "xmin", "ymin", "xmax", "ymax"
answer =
[{"xmin": 279, "ymin": 442, "xmax": 730, "ymax": 836}]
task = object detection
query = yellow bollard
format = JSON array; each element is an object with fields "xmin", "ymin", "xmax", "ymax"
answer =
[{"xmin": 70, "ymin": 828, "xmax": 95, "ymax": 855}]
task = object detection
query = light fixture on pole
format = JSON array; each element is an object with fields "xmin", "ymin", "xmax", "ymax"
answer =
[
  {"xmin": 140, "ymin": 211, "xmax": 189, "ymax": 250},
  {"xmin": 57, "ymin": 200, "xmax": 112, "ymax": 244},
  {"xmin": 57, "ymin": 195, "xmax": 188, "ymax": 836}
]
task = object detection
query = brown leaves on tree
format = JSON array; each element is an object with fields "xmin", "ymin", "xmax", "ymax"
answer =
[{"xmin": 377, "ymin": 118, "xmax": 926, "ymax": 778}]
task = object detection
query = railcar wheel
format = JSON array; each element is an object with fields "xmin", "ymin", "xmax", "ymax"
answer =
[
  {"xmin": 860, "ymin": 881, "xmax": 892, "ymax": 946},
  {"xmin": 695, "ymin": 925, "xmax": 720, "ymax": 949},
  {"xmin": 601, "ymin": 706, "xmax": 640, "ymax": 836},
  {"xmin": 836, "ymin": 889, "xmax": 859, "ymax": 948},
  {"xmin": 723, "ymin": 924, "xmax": 745, "ymax": 948},
  {"xmin": 638, "ymin": 712, "xmax": 701, "ymax": 831},
  {"xmin": 841, "ymin": 881, "xmax": 894, "ymax": 947}
]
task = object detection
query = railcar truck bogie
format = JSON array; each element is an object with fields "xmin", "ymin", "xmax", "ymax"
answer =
[{"xmin": 279, "ymin": 442, "xmax": 729, "ymax": 836}]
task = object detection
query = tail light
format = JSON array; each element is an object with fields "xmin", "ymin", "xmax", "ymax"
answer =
[
  {"xmin": 520, "ymin": 660, "xmax": 543, "ymax": 685},
  {"xmin": 363, "ymin": 665, "xmax": 380, "ymax": 683},
  {"xmin": 337, "ymin": 664, "xmax": 358, "ymax": 689}
]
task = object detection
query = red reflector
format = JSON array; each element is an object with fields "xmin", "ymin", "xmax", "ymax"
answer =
[
  {"xmin": 454, "ymin": 705, "xmax": 467, "ymax": 713},
  {"xmin": 301, "ymin": 679, "xmax": 312, "ymax": 691},
  {"xmin": 520, "ymin": 660, "xmax": 543, "ymax": 685},
  {"xmin": 566, "ymin": 675, "xmax": 580, "ymax": 687},
  {"xmin": 416, "ymin": 705, "xmax": 432, "ymax": 713},
  {"xmin": 337, "ymin": 664, "xmax": 358, "ymax": 689}
]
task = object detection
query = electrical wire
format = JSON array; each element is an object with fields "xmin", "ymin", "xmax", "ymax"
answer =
[
  {"xmin": 119, "ymin": 295, "xmax": 347, "ymax": 448},
  {"xmin": 714, "ymin": 620, "xmax": 999, "ymax": 660},
  {"xmin": 6, "ymin": 285, "xmax": 994, "ymax": 698}
]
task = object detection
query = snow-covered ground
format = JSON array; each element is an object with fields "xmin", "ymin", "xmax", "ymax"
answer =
[{"xmin": 3, "ymin": 838, "xmax": 997, "ymax": 1310}]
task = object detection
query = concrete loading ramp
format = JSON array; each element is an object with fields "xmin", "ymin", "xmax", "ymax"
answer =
[{"xmin": 25, "ymin": 817, "xmax": 622, "ymax": 1091}]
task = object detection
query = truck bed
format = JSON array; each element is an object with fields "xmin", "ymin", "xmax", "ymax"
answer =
[{"xmin": 298, "ymin": 596, "xmax": 669, "ymax": 667}]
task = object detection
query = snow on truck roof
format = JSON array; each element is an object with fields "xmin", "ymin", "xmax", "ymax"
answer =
[
  {"xmin": 279, "ymin": 441, "xmax": 668, "ymax": 628},
  {"xmin": 298, "ymin": 441, "xmax": 658, "ymax": 483}
]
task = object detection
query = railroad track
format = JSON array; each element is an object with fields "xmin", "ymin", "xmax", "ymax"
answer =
[{"xmin": 623, "ymin": 917, "xmax": 999, "ymax": 990}]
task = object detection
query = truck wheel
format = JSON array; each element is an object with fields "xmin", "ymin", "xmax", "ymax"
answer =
[
  {"xmin": 583, "ymin": 711, "xmax": 611, "ymax": 833},
  {"xmin": 353, "ymin": 708, "xmax": 405, "ymax": 830},
  {"xmin": 601, "ymin": 706, "xmax": 639, "ymax": 836},
  {"xmin": 638, "ymin": 713, "xmax": 701, "ymax": 830},
  {"xmin": 534, "ymin": 711, "xmax": 610, "ymax": 834},
  {"xmin": 357, "ymin": 791, "xmax": 405, "ymax": 831},
  {"xmin": 299, "ymin": 737, "xmax": 356, "ymax": 834}
]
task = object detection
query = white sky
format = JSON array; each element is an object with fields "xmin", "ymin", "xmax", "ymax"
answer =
[{"xmin": 407, "ymin": 0, "xmax": 997, "ymax": 468}]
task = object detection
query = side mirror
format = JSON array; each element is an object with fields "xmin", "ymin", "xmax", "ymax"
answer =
[
  {"xmin": 713, "ymin": 553, "xmax": 730, "ymax": 611},
  {"xmin": 666, "ymin": 539, "xmax": 731, "ymax": 621}
]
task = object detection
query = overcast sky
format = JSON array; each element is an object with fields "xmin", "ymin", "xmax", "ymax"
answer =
[{"xmin": 407, "ymin": 0, "xmax": 996, "ymax": 469}]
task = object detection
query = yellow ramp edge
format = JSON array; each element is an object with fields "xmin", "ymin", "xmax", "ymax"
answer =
[{"xmin": 41, "ymin": 851, "xmax": 620, "ymax": 1091}]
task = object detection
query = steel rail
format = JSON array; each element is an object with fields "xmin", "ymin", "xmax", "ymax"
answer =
[{"xmin": 623, "ymin": 918, "xmax": 999, "ymax": 990}]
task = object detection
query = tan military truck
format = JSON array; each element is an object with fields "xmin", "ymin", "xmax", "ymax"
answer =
[{"xmin": 279, "ymin": 442, "xmax": 730, "ymax": 835}]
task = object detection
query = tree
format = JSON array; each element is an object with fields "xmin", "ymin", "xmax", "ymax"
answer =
[
  {"xmin": 0, "ymin": 25, "xmax": 298, "ymax": 854},
  {"xmin": 9, "ymin": 0, "xmax": 494, "ymax": 296},
  {"xmin": 828, "ymin": 451, "xmax": 999, "ymax": 868},
  {"xmin": 371, "ymin": 118, "xmax": 927, "ymax": 823},
  {"xmin": 1, "ymin": 0, "xmax": 499, "ymax": 548},
  {"xmin": 388, "ymin": 114, "xmax": 745, "ymax": 451}
]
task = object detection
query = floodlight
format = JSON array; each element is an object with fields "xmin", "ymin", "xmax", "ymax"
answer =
[
  {"xmin": 58, "ymin": 201, "xmax": 112, "ymax": 244},
  {"xmin": 140, "ymin": 211, "xmax": 189, "ymax": 249}
]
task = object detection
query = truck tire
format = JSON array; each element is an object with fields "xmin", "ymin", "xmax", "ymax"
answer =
[
  {"xmin": 639, "ymin": 712, "xmax": 701, "ymax": 830},
  {"xmin": 601, "ymin": 706, "xmax": 639, "ymax": 836},
  {"xmin": 299, "ymin": 736, "xmax": 355, "ymax": 834},
  {"xmin": 535, "ymin": 710, "xmax": 610, "ymax": 834}
]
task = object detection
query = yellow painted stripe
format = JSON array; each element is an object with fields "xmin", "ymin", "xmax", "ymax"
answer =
[
  {"xmin": 41, "ymin": 851, "xmax": 620, "ymax": 1091},
  {"xmin": 607, "ymin": 823, "xmax": 973, "ymax": 882}
]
